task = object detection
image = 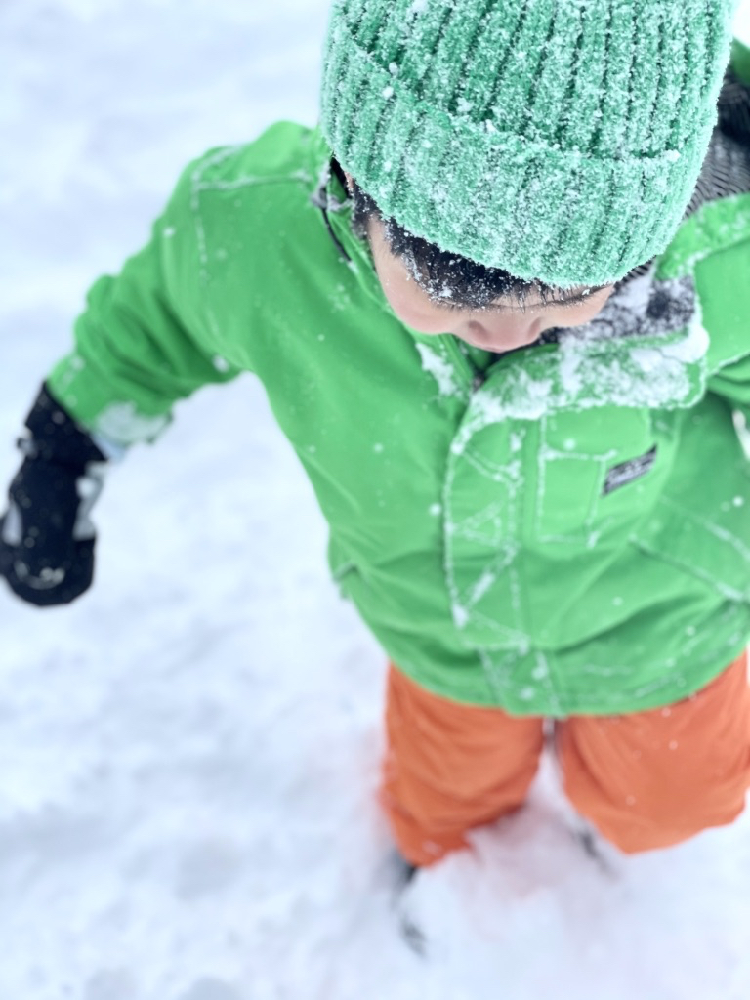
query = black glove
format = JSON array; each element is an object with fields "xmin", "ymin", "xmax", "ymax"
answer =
[{"xmin": 0, "ymin": 384, "xmax": 107, "ymax": 606}]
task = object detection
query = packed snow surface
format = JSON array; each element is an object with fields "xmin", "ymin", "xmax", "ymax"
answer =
[{"xmin": 3, "ymin": 2, "xmax": 750, "ymax": 998}]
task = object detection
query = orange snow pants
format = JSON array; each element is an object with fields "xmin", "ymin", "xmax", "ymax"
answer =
[{"xmin": 382, "ymin": 652, "xmax": 750, "ymax": 866}]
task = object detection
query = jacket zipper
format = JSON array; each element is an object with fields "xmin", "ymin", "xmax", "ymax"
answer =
[{"xmin": 440, "ymin": 334, "xmax": 488, "ymax": 394}]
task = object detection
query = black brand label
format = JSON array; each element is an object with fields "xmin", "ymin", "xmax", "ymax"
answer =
[{"xmin": 603, "ymin": 446, "xmax": 657, "ymax": 495}]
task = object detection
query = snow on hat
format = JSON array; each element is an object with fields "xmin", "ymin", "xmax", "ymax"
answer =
[{"xmin": 319, "ymin": 0, "xmax": 736, "ymax": 288}]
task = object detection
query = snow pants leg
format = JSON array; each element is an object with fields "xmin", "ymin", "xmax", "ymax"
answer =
[
  {"xmin": 382, "ymin": 664, "xmax": 544, "ymax": 866},
  {"xmin": 382, "ymin": 652, "xmax": 750, "ymax": 866}
]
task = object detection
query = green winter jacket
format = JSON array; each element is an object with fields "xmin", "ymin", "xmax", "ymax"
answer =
[{"xmin": 48, "ymin": 93, "xmax": 750, "ymax": 717}]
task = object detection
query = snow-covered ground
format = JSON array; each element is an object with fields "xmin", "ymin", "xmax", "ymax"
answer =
[{"xmin": 3, "ymin": 3, "xmax": 750, "ymax": 997}]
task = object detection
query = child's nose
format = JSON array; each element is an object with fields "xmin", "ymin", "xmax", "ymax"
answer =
[{"xmin": 454, "ymin": 315, "xmax": 545, "ymax": 350}]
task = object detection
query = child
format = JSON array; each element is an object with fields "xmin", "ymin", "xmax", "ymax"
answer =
[{"xmin": 3, "ymin": 0, "xmax": 750, "ymax": 869}]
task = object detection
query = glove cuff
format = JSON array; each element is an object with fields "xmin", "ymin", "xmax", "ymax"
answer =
[{"xmin": 23, "ymin": 383, "xmax": 106, "ymax": 470}]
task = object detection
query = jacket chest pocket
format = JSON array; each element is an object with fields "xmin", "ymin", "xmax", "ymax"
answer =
[{"xmin": 533, "ymin": 411, "xmax": 664, "ymax": 546}]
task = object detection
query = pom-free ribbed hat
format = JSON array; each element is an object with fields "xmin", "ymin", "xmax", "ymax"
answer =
[{"xmin": 320, "ymin": 0, "xmax": 736, "ymax": 288}]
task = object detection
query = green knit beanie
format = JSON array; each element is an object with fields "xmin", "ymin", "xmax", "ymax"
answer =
[{"xmin": 320, "ymin": 0, "xmax": 736, "ymax": 288}]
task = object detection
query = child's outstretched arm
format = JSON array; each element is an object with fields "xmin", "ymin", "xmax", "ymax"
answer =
[{"xmin": 0, "ymin": 153, "xmax": 243, "ymax": 605}]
